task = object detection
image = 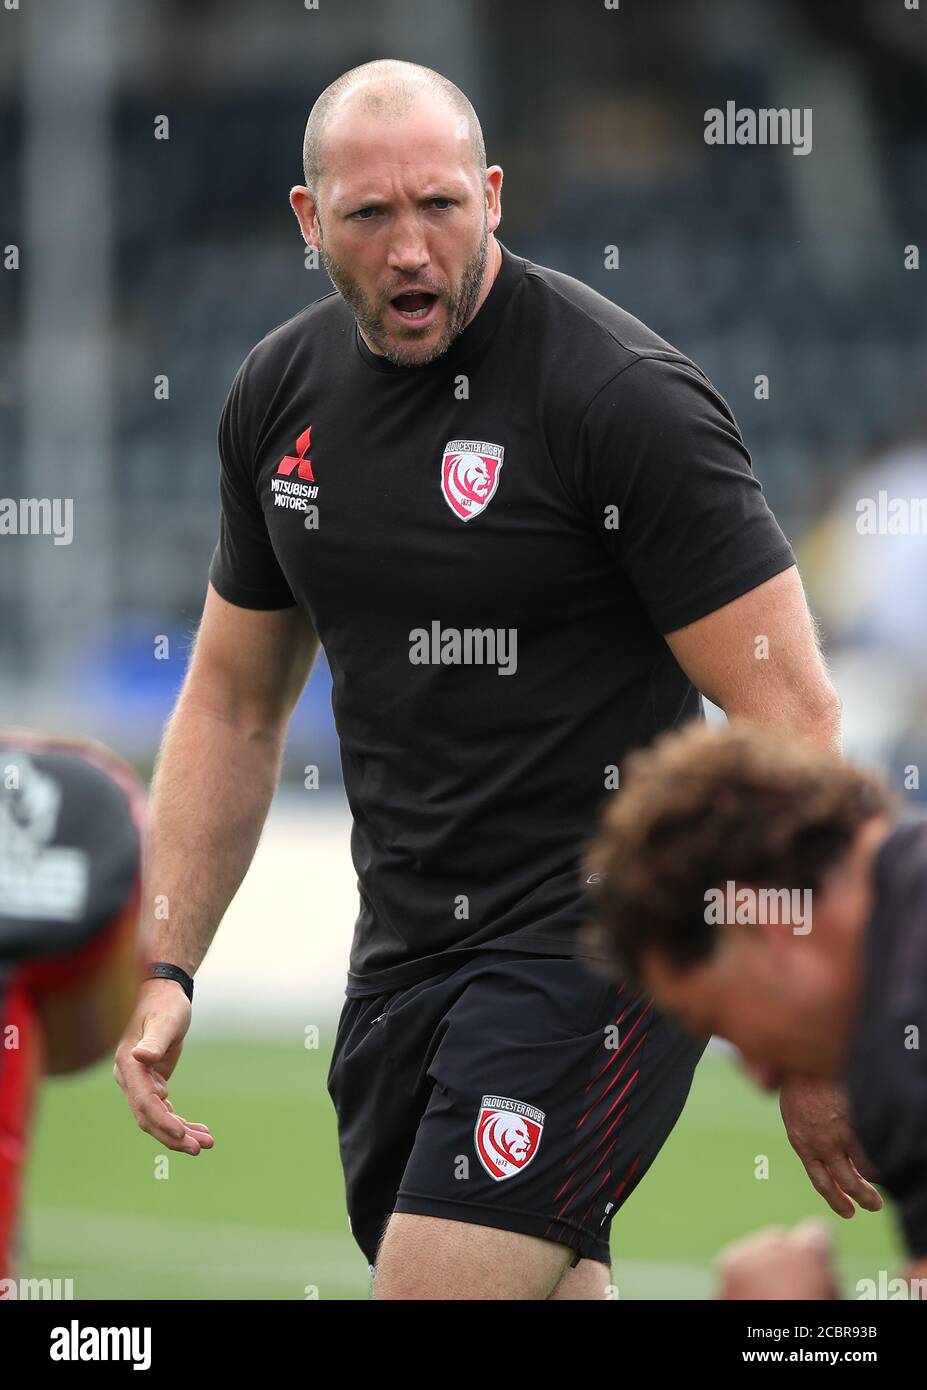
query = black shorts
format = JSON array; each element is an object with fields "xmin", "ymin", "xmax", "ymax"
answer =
[{"xmin": 327, "ymin": 950, "xmax": 708, "ymax": 1269}]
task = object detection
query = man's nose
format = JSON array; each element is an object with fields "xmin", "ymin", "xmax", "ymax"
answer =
[{"xmin": 386, "ymin": 214, "xmax": 430, "ymax": 273}]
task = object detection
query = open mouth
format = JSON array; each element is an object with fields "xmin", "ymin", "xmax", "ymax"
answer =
[{"xmin": 389, "ymin": 291, "xmax": 439, "ymax": 324}]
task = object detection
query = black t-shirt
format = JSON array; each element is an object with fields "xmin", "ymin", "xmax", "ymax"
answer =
[
  {"xmin": 208, "ymin": 241, "xmax": 795, "ymax": 996},
  {"xmin": 844, "ymin": 818, "xmax": 927, "ymax": 1259}
]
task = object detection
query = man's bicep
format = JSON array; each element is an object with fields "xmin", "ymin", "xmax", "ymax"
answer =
[
  {"xmin": 663, "ymin": 566, "xmax": 838, "ymax": 728},
  {"xmin": 183, "ymin": 583, "xmax": 321, "ymax": 732}
]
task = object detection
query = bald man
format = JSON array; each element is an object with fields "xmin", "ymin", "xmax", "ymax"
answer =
[{"xmin": 114, "ymin": 60, "xmax": 864, "ymax": 1301}]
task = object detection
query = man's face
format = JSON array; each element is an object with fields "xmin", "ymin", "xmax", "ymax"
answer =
[
  {"xmin": 640, "ymin": 927, "xmax": 848, "ymax": 1089},
  {"xmin": 293, "ymin": 97, "xmax": 502, "ymax": 367}
]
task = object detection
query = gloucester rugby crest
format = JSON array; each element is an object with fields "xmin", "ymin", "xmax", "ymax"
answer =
[
  {"xmin": 440, "ymin": 439, "xmax": 504, "ymax": 521},
  {"xmin": 475, "ymin": 1095, "xmax": 545, "ymax": 1181}
]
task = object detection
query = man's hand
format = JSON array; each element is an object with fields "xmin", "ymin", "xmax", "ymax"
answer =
[
  {"xmin": 113, "ymin": 979, "xmax": 214, "ymax": 1155},
  {"xmin": 779, "ymin": 1076, "xmax": 882, "ymax": 1218},
  {"xmin": 716, "ymin": 1222, "xmax": 839, "ymax": 1300}
]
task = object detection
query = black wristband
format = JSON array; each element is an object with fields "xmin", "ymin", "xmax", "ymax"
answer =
[{"xmin": 145, "ymin": 961, "xmax": 194, "ymax": 1002}]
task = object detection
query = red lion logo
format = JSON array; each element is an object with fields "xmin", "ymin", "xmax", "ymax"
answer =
[
  {"xmin": 475, "ymin": 1097, "xmax": 544, "ymax": 1181},
  {"xmin": 440, "ymin": 440, "xmax": 504, "ymax": 521}
]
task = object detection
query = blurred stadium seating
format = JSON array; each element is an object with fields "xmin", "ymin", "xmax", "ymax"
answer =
[{"xmin": 2, "ymin": 0, "xmax": 926, "ymax": 776}]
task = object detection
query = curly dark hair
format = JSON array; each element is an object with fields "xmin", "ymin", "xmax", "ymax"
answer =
[{"xmin": 584, "ymin": 719, "xmax": 897, "ymax": 978}]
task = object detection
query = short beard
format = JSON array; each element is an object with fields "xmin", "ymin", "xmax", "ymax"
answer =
[{"xmin": 318, "ymin": 214, "xmax": 489, "ymax": 368}]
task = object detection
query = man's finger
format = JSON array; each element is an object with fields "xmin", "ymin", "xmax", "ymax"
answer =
[
  {"xmin": 138, "ymin": 1107, "xmax": 196, "ymax": 1150},
  {"xmin": 138, "ymin": 1105, "xmax": 189, "ymax": 1148},
  {"xmin": 133, "ymin": 1082, "xmax": 213, "ymax": 1151},
  {"xmin": 132, "ymin": 1033, "xmax": 167, "ymax": 1063},
  {"xmin": 802, "ymin": 1157, "xmax": 855, "ymax": 1219},
  {"xmin": 162, "ymin": 1100, "xmax": 212, "ymax": 1135},
  {"xmin": 121, "ymin": 1061, "xmax": 189, "ymax": 1146},
  {"xmin": 173, "ymin": 1119, "xmax": 215, "ymax": 1150},
  {"xmin": 827, "ymin": 1153, "xmax": 883, "ymax": 1213}
]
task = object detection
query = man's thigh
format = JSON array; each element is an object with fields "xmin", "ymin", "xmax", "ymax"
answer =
[{"xmin": 373, "ymin": 1213, "xmax": 612, "ymax": 1300}]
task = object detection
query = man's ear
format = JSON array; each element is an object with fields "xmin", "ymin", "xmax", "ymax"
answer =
[
  {"xmin": 485, "ymin": 166, "xmax": 503, "ymax": 235},
  {"xmin": 289, "ymin": 186, "xmax": 320, "ymax": 249}
]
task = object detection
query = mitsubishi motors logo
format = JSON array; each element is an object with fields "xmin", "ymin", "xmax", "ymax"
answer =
[{"xmin": 277, "ymin": 427, "xmax": 315, "ymax": 481}]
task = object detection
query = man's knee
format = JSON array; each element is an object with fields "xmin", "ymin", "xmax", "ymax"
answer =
[{"xmin": 372, "ymin": 1212, "xmax": 572, "ymax": 1300}]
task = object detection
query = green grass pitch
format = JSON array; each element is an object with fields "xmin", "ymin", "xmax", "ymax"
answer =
[{"xmin": 22, "ymin": 1041, "xmax": 900, "ymax": 1300}]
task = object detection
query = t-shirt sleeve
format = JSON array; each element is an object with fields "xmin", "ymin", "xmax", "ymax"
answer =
[
  {"xmin": 207, "ymin": 359, "xmax": 297, "ymax": 611},
  {"xmin": 574, "ymin": 355, "xmax": 795, "ymax": 634}
]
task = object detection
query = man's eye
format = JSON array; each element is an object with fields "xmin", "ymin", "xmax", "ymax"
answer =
[
  {"xmin": 430, "ymin": 198, "xmax": 452, "ymax": 210},
  {"xmin": 352, "ymin": 207, "xmax": 377, "ymax": 220}
]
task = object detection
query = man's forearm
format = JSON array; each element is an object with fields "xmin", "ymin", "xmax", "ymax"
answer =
[
  {"xmin": 143, "ymin": 694, "xmax": 286, "ymax": 976},
  {"xmin": 665, "ymin": 566, "xmax": 843, "ymax": 756},
  {"xmin": 724, "ymin": 685, "xmax": 842, "ymax": 754}
]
